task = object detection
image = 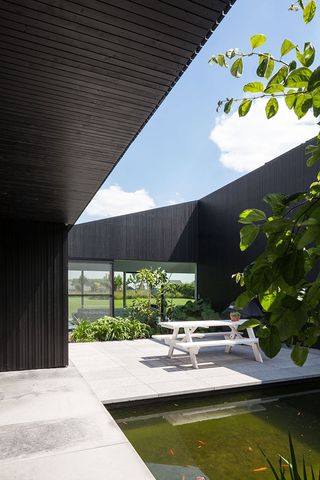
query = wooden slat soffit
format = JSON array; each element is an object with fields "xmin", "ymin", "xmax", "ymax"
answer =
[{"xmin": 0, "ymin": 0, "xmax": 235, "ymax": 223}]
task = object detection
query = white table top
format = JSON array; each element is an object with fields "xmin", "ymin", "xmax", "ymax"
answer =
[{"xmin": 159, "ymin": 319, "xmax": 247, "ymax": 329}]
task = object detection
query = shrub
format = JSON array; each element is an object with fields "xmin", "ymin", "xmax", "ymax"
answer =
[
  {"xmin": 170, "ymin": 299, "xmax": 219, "ymax": 321},
  {"xmin": 70, "ymin": 316, "xmax": 151, "ymax": 342}
]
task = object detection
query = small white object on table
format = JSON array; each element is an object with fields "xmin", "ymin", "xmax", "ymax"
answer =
[{"xmin": 158, "ymin": 319, "xmax": 263, "ymax": 369}]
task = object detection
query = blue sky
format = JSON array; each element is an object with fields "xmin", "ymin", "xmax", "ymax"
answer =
[{"xmin": 78, "ymin": 0, "xmax": 318, "ymax": 223}]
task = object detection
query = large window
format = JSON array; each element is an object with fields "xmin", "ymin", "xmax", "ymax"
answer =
[{"xmin": 68, "ymin": 261, "xmax": 113, "ymax": 326}]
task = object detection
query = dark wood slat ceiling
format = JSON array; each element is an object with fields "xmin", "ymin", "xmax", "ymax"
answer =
[{"xmin": 0, "ymin": 0, "xmax": 235, "ymax": 224}]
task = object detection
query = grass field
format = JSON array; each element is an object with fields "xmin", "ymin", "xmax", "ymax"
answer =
[{"xmin": 69, "ymin": 296, "xmax": 192, "ymax": 317}]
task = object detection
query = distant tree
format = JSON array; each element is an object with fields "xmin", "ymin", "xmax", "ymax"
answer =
[
  {"xmin": 210, "ymin": 0, "xmax": 320, "ymax": 365},
  {"xmin": 114, "ymin": 274, "xmax": 123, "ymax": 291}
]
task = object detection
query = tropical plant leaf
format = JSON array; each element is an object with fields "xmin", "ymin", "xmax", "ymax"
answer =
[
  {"xmin": 266, "ymin": 98, "xmax": 279, "ymax": 118},
  {"xmin": 240, "ymin": 224, "xmax": 259, "ymax": 251},
  {"xmin": 231, "ymin": 57, "xmax": 243, "ymax": 77},
  {"xmin": 291, "ymin": 343, "xmax": 309, "ymax": 366},
  {"xmin": 286, "ymin": 67, "xmax": 312, "ymax": 88},
  {"xmin": 303, "ymin": 0, "xmax": 316, "ymax": 23},
  {"xmin": 281, "ymin": 39, "xmax": 296, "ymax": 56},
  {"xmin": 239, "ymin": 209, "xmax": 266, "ymax": 224},
  {"xmin": 251, "ymin": 34, "xmax": 267, "ymax": 49},
  {"xmin": 238, "ymin": 98, "xmax": 252, "ymax": 116},
  {"xmin": 243, "ymin": 82, "xmax": 264, "ymax": 92}
]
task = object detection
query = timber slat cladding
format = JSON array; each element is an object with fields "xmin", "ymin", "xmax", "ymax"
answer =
[
  {"xmin": 68, "ymin": 201, "xmax": 199, "ymax": 262},
  {"xmin": 0, "ymin": 221, "xmax": 68, "ymax": 371},
  {"xmin": 0, "ymin": 0, "xmax": 235, "ymax": 224}
]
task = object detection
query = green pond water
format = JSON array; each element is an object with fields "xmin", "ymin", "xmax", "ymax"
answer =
[{"xmin": 111, "ymin": 382, "xmax": 320, "ymax": 480}]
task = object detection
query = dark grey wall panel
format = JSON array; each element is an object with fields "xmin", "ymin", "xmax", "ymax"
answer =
[
  {"xmin": 69, "ymin": 201, "xmax": 198, "ymax": 263},
  {"xmin": 0, "ymin": 221, "xmax": 68, "ymax": 371},
  {"xmin": 197, "ymin": 139, "xmax": 319, "ymax": 311}
]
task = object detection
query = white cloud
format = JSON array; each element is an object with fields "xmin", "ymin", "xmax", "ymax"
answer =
[
  {"xmin": 166, "ymin": 192, "xmax": 184, "ymax": 205},
  {"xmin": 210, "ymin": 98, "xmax": 318, "ymax": 173},
  {"xmin": 83, "ymin": 185, "xmax": 156, "ymax": 220}
]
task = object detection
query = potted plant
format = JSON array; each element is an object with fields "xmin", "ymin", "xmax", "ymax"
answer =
[{"xmin": 229, "ymin": 311, "xmax": 241, "ymax": 322}]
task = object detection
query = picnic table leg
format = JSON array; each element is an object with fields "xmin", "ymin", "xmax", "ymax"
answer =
[
  {"xmin": 168, "ymin": 328, "xmax": 179, "ymax": 357},
  {"xmin": 247, "ymin": 327, "xmax": 263, "ymax": 363},
  {"xmin": 189, "ymin": 348, "xmax": 199, "ymax": 369},
  {"xmin": 184, "ymin": 327, "xmax": 199, "ymax": 369}
]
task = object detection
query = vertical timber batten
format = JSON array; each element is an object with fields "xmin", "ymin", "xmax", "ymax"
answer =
[{"xmin": 0, "ymin": 221, "xmax": 68, "ymax": 371}]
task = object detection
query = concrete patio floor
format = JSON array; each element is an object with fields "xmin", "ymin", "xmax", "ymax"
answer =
[
  {"xmin": 69, "ymin": 338, "xmax": 320, "ymax": 404},
  {"xmin": 1, "ymin": 339, "xmax": 319, "ymax": 480},
  {"xmin": 0, "ymin": 363, "xmax": 154, "ymax": 480}
]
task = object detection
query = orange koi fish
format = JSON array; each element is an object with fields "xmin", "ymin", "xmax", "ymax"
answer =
[
  {"xmin": 168, "ymin": 448, "xmax": 175, "ymax": 456},
  {"xmin": 253, "ymin": 466, "xmax": 268, "ymax": 472}
]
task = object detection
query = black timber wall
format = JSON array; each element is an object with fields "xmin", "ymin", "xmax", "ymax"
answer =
[
  {"xmin": 198, "ymin": 140, "xmax": 319, "ymax": 311},
  {"xmin": 0, "ymin": 221, "xmax": 68, "ymax": 371},
  {"xmin": 68, "ymin": 201, "xmax": 198, "ymax": 263}
]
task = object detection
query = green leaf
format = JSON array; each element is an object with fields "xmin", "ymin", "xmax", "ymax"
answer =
[
  {"xmin": 267, "ymin": 66, "xmax": 288, "ymax": 87},
  {"xmin": 293, "ymin": 93, "xmax": 313, "ymax": 119},
  {"xmin": 250, "ymin": 34, "xmax": 267, "ymax": 49},
  {"xmin": 291, "ymin": 344, "xmax": 309, "ymax": 366},
  {"xmin": 264, "ymin": 84, "xmax": 284, "ymax": 94},
  {"xmin": 240, "ymin": 224, "xmax": 259, "ymax": 251},
  {"xmin": 217, "ymin": 54, "xmax": 227, "ymax": 67},
  {"xmin": 231, "ymin": 58, "xmax": 243, "ymax": 78},
  {"xmin": 224, "ymin": 98, "xmax": 233, "ymax": 114},
  {"xmin": 246, "ymin": 262, "xmax": 274, "ymax": 293},
  {"xmin": 308, "ymin": 66, "xmax": 320, "ymax": 91},
  {"xmin": 226, "ymin": 48, "xmax": 237, "ymax": 59},
  {"xmin": 303, "ymin": 0, "xmax": 316, "ymax": 23},
  {"xmin": 281, "ymin": 250, "xmax": 305, "ymax": 285},
  {"xmin": 296, "ymin": 42, "xmax": 315, "ymax": 67},
  {"xmin": 235, "ymin": 291, "xmax": 253, "ymax": 309},
  {"xmin": 243, "ymin": 82, "xmax": 264, "ymax": 93},
  {"xmin": 285, "ymin": 90, "xmax": 298, "ymax": 109},
  {"xmin": 281, "ymin": 39, "xmax": 296, "ymax": 56},
  {"xmin": 297, "ymin": 226, "xmax": 320, "ymax": 249},
  {"xmin": 266, "ymin": 98, "xmax": 279, "ymax": 119},
  {"xmin": 271, "ymin": 308, "xmax": 307, "ymax": 341},
  {"xmin": 312, "ymin": 87, "xmax": 320, "ymax": 108},
  {"xmin": 257, "ymin": 56, "xmax": 269, "ymax": 78},
  {"xmin": 289, "ymin": 60, "xmax": 297, "ymax": 72},
  {"xmin": 265, "ymin": 58, "xmax": 275, "ymax": 79},
  {"xmin": 286, "ymin": 67, "xmax": 312, "ymax": 88},
  {"xmin": 260, "ymin": 292, "xmax": 277, "ymax": 311},
  {"xmin": 238, "ymin": 319, "xmax": 261, "ymax": 330},
  {"xmin": 259, "ymin": 327, "xmax": 281, "ymax": 358},
  {"xmin": 239, "ymin": 208, "xmax": 266, "ymax": 224},
  {"xmin": 263, "ymin": 193, "xmax": 286, "ymax": 214},
  {"xmin": 307, "ymin": 144, "xmax": 320, "ymax": 166},
  {"xmin": 238, "ymin": 98, "xmax": 252, "ymax": 117}
]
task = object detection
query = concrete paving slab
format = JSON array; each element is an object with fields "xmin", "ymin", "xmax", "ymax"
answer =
[
  {"xmin": 0, "ymin": 364, "xmax": 155, "ymax": 479},
  {"xmin": 70, "ymin": 339, "xmax": 320, "ymax": 404},
  {"xmin": 0, "ymin": 443, "xmax": 154, "ymax": 480}
]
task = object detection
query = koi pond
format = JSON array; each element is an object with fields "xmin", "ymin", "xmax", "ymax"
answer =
[{"xmin": 111, "ymin": 382, "xmax": 320, "ymax": 480}]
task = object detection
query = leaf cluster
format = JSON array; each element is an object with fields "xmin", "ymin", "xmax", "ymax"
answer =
[{"xmin": 236, "ymin": 180, "xmax": 320, "ymax": 365}]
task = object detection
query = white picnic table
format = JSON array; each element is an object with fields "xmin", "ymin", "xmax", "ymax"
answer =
[{"xmin": 158, "ymin": 319, "xmax": 263, "ymax": 369}]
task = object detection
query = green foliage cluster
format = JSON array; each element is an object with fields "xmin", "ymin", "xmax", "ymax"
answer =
[
  {"xmin": 210, "ymin": 0, "xmax": 320, "ymax": 365},
  {"xmin": 174, "ymin": 281, "xmax": 195, "ymax": 298},
  {"xmin": 261, "ymin": 434, "xmax": 320, "ymax": 479},
  {"xmin": 170, "ymin": 299, "xmax": 219, "ymax": 321},
  {"xmin": 124, "ymin": 268, "xmax": 178, "ymax": 328},
  {"xmin": 70, "ymin": 316, "xmax": 151, "ymax": 343}
]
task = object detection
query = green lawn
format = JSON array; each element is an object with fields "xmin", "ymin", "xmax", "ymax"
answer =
[{"xmin": 69, "ymin": 295, "xmax": 192, "ymax": 317}]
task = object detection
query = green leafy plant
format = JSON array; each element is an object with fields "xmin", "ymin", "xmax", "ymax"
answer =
[
  {"xmin": 70, "ymin": 316, "xmax": 151, "ymax": 342},
  {"xmin": 260, "ymin": 434, "xmax": 320, "ymax": 479},
  {"xmin": 209, "ymin": 1, "xmax": 320, "ymax": 365},
  {"xmin": 170, "ymin": 299, "xmax": 219, "ymax": 321},
  {"xmin": 124, "ymin": 268, "xmax": 178, "ymax": 328}
]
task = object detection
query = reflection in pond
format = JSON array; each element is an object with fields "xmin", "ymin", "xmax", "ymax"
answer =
[{"xmin": 111, "ymin": 383, "xmax": 320, "ymax": 480}]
